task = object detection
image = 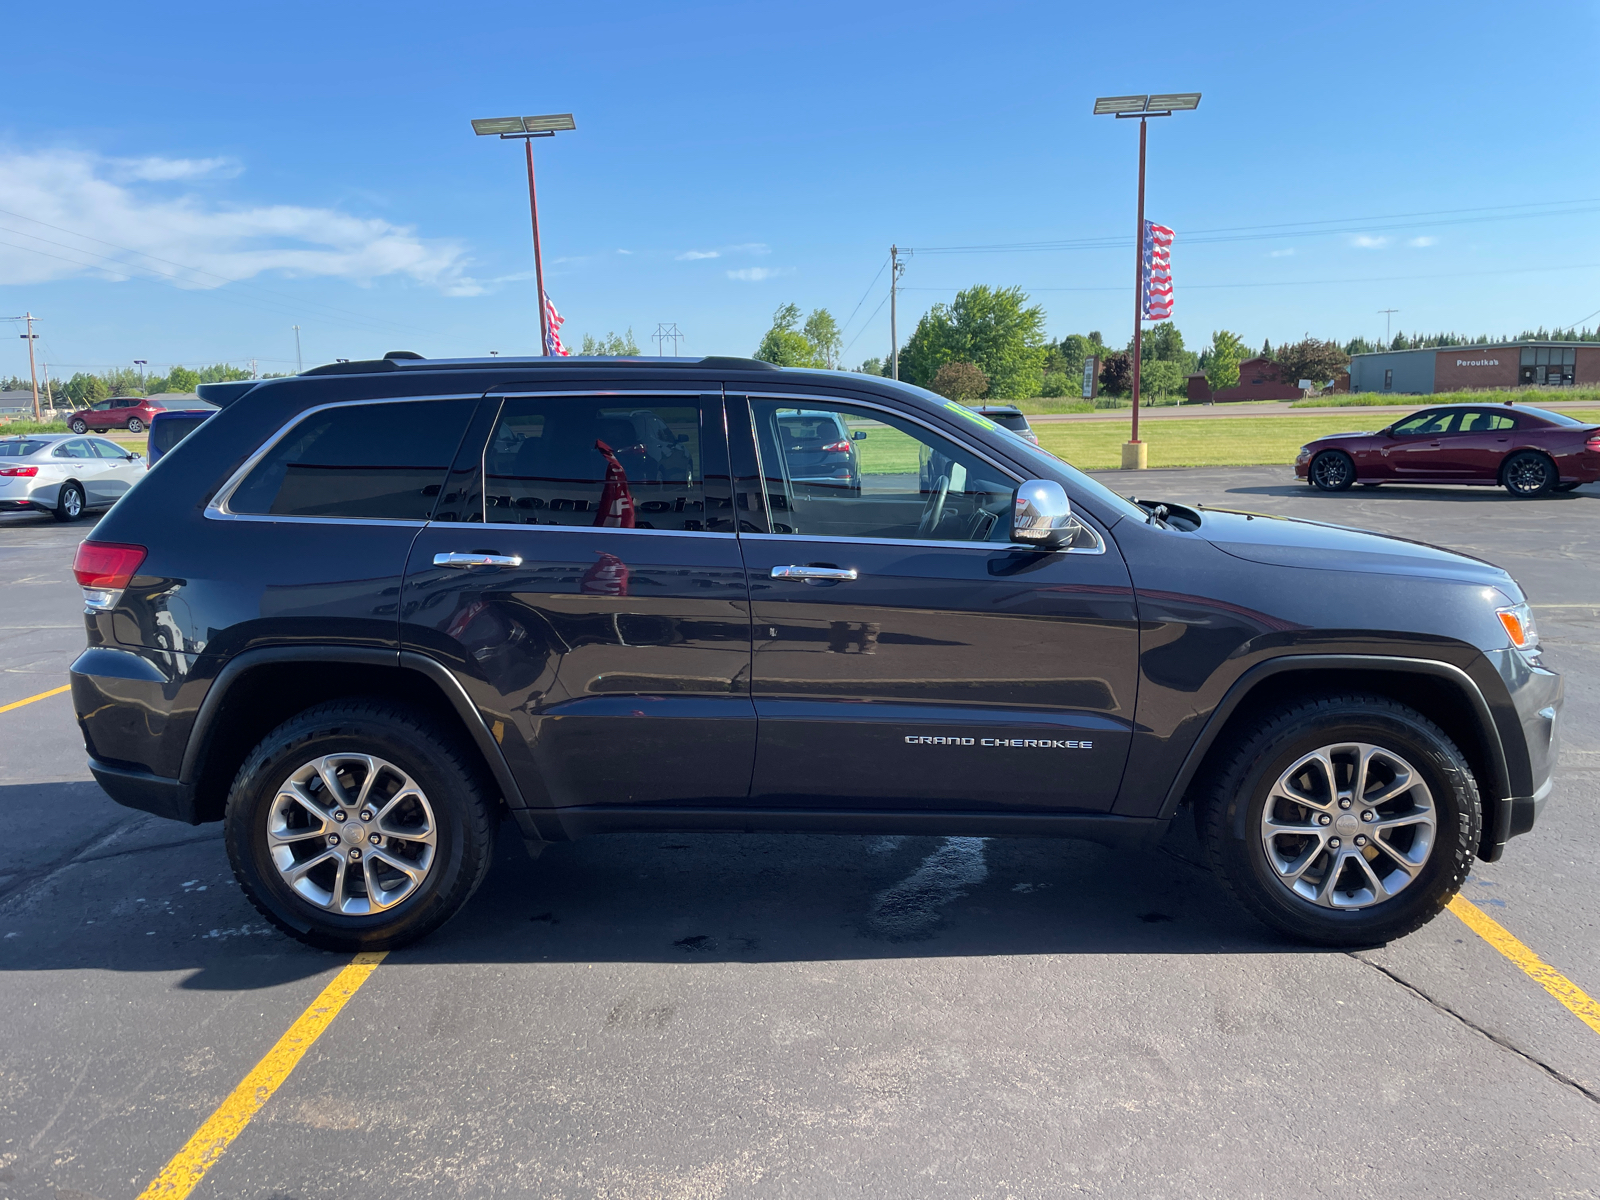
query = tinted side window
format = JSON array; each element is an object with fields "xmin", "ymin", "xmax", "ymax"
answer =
[
  {"xmin": 1458, "ymin": 411, "xmax": 1516, "ymax": 433},
  {"xmin": 483, "ymin": 397, "xmax": 709, "ymax": 530},
  {"xmin": 749, "ymin": 399, "xmax": 1015, "ymax": 542},
  {"xmin": 53, "ymin": 439, "xmax": 94, "ymax": 459},
  {"xmin": 90, "ymin": 439, "xmax": 126, "ymax": 459},
  {"xmin": 229, "ymin": 399, "xmax": 474, "ymax": 520},
  {"xmin": 1392, "ymin": 411, "xmax": 1454, "ymax": 436}
]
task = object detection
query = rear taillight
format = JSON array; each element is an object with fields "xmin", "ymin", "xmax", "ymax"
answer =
[
  {"xmin": 821, "ymin": 439, "xmax": 851, "ymax": 453},
  {"xmin": 0, "ymin": 466, "xmax": 38, "ymax": 477},
  {"xmin": 1586, "ymin": 434, "xmax": 1600, "ymax": 453},
  {"xmin": 73, "ymin": 541, "xmax": 147, "ymax": 611}
]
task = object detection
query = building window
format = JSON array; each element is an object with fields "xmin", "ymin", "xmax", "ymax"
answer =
[
  {"xmin": 1520, "ymin": 346, "xmax": 1574, "ymax": 387},
  {"xmin": 1383, "ymin": 368, "xmax": 1393, "ymax": 391}
]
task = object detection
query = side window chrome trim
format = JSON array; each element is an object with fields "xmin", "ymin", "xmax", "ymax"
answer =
[
  {"xmin": 487, "ymin": 389, "xmax": 712, "ymax": 398},
  {"xmin": 206, "ymin": 513, "xmax": 428, "ymax": 528},
  {"xmin": 204, "ymin": 393, "xmax": 480, "ymax": 521},
  {"xmin": 738, "ymin": 529, "xmax": 1107, "ymax": 555},
  {"xmin": 475, "ymin": 520, "xmax": 734, "ymax": 539}
]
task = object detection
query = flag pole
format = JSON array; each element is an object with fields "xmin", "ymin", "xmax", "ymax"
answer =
[
  {"xmin": 1131, "ymin": 114, "xmax": 1146, "ymax": 447},
  {"xmin": 525, "ymin": 139, "xmax": 550, "ymax": 356}
]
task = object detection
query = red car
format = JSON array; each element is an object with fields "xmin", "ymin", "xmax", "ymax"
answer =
[
  {"xmin": 68, "ymin": 395, "xmax": 207, "ymax": 435},
  {"xmin": 1296, "ymin": 403, "xmax": 1600, "ymax": 497}
]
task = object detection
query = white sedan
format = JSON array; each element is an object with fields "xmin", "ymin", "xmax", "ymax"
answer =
[{"xmin": 0, "ymin": 433, "xmax": 147, "ymax": 521}]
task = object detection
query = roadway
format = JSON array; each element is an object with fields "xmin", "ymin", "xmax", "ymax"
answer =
[{"xmin": 0, "ymin": 471, "xmax": 1596, "ymax": 1198}]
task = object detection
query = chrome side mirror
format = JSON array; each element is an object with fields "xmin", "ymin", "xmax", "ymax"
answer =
[{"xmin": 1011, "ymin": 479, "xmax": 1076, "ymax": 549}]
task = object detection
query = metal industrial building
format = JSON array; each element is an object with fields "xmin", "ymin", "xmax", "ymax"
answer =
[{"xmin": 1349, "ymin": 341, "xmax": 1595, "ymax": 394}]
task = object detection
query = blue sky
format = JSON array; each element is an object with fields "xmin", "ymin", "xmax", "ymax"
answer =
[{"xmin": 4, "ymin": 0, "xmax": 1599, "ymax": 381}]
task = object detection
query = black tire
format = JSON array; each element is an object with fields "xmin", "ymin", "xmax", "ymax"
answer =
[
  {"xmin": 1309, "ymin": 450, "xmax": 1356, "ymax": 491},
  {"xmin": 224, "ymin": 699, "xmax": 496, "ymax": 951},
  {"xmin": 126, "ymin": 416, "xmax": 145, "ymax": 434},
  {"xmin": 53, "ymin": 483, "xmax": 85, "ymax": 523},
  {"xmin": 1199, "ymin": 694, "xmax": 1479, "ymax": 947},
  {"xmin": 1502, "ymin": 450, "xmax": 1555, "ymax": 497},
  {"xmin": 68, "ymin": 417, "xmax": 88, "ymax": 434}
]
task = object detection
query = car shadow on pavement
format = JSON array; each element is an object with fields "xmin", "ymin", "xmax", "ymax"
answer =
[
  {"xmin": 0, "ymin": 804, "xmax": 1315, "ymax": 990},
  {"xmin": 1222, "ymin": 483, "xmax": 1595, "ymax": 502}
]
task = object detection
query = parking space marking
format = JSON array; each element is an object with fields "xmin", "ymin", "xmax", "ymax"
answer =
[
  {"xmin": 0, "ymin": 683, "xmax": 69, "ymax": 713},
  {"xmin": 1450, "ymin": 895, "xmax": 1600, "ymax": 1037},
  {"xmin": 135, "ymin": 951, "xmax": 387, "ymax": 1199}
]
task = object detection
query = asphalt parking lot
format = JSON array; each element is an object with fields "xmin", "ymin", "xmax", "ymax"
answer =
[{"xmin": 1, "ymin": 468, "xmax": 1597, "ymax": 1199}]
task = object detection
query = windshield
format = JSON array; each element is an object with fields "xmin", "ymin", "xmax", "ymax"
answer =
[
  {"xmin": 1515, "ymin": 405, "xmax": 1586, "ymax": 428},
  {"xmin": 0, "ymin": 439, "xmax": 45, "ymax": 457},
  {"xmin": 999, "ymin": 435, "xmax": 1149, "ymax": 524}
]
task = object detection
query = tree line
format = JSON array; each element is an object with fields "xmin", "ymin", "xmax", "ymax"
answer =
[
  {"xmin": 1, "ymin": 362, "xmax": 259, "ymax": 409},
  {"xmin": 750, "ymin": 285, "xmax": 1356, "ymax": 402}
]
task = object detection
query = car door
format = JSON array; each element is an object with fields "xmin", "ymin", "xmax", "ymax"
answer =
[
  {"xmin": 83, "ymin": 399, "xmax": 115, "ymax": 430},
  {"xmin": 53, "ymin": 438, "xmax": 109, "ymax": 502},
  {"xmin": 732, "ymin": 393, "xmax": 1139, "ymax": 814},
  {"xmin": 1449, "ymin": 409, "xmax": 1518, "ymax": 479},
  {"xmin": 89, "ymin": 438, "xmax": 141, "ymax": 498},
  {"xmin": 401, "ymin": 390, "xmax": 756, "ymax": 813},
  {"xmin": 1378, "ymin": 409, "xmax": 1457, "ymax": 478}
]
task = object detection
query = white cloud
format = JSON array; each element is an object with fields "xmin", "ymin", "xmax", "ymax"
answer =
[
  {"xmin": 1350, "ymin": 234, "xmax": 1389, "ymax": 249},
  {"xmin": 1407, "ymin": 236, "xmax": 1437, "ymax": 248},
  {"xmin": 0, "ymin": 148, "xmax": 480, "ymax": 295},
  {"xmin": 1269, "ymin": 248, "xmax": 1295, "ymax": 257},
  {"xmin": 679, "ymin": 242, "xmax": 768, "ymax": 262},
  {"xmin": 726, "ymin": 266, "xmax": 788, "ymax": 282},
  {"xmin": 615, "ymin": 248, "xmax": 632, "ymax": 255},
  {"xmin": 676, "ymin": 249, "xmax": 721, "ymax": 260}
]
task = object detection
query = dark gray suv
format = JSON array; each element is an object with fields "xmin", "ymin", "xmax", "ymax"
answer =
[{"xmin": 68, "ymin": 354, "xmax": 1561, "ymax": 951}]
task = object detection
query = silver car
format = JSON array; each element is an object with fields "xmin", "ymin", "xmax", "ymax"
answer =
[{"xmin": 0, "ymin": 433, "xmax": 147, "ymax": 522}]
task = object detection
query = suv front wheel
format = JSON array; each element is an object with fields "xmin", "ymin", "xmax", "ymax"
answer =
[
  {"xmin": 1200, "ymin": 695, "xmax": 1478, "ymax": 946},
  {"xmin": 224, "ymin": 699, "xmax": 496, "ymax": 950}
]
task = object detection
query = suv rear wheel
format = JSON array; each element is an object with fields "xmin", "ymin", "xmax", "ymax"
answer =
[
  {"xmin": 126, "ymin": 416, "xmax": 145, "ymax": 434},
  {"xmin": 1200, "ymin": 695, "xmax": 1478, "ymax": 946},
  {"xmin": 224, "ymin": 699, "xmax": 496, "ymax": 950}
]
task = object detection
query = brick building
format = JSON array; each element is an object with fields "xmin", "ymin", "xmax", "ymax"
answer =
[{"xmin": 1348, "ymin": 342, "xmax": 1599, "ymax": 394}]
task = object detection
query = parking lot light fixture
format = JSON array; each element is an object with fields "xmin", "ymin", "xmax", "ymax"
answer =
[
  {"xmin": 472, "ymin": 113, "xmax": 577, "ymax": 355},
  {"xmin": 1093, "ymin": 92, "xmax": 1201, "ymax": 468}
]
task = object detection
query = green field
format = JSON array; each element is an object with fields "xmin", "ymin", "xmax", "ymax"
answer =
[
  {"xmin": 1293, "ymin": 387, "xmax": 1600, "ymax": 408},
  {"xmin": 1033, "ymin": 409, "xmax": 1600, "ymax": 472}
]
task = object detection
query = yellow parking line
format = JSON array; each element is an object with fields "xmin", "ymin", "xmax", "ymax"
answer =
[
  {"xmin": 0, "ymin": 683, "xmax": 70, "ymax": 714},
  {"xmin": 1449, "ymin": 895, "xmax": 1600, "ymax": 1037},
  {"xmin": 136, "ymin": 951, "xmax": 387, "ymax": 1199}
]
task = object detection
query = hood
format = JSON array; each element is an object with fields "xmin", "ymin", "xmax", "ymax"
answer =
[
  {"xmin": 1312, "ymin": 430, "xmax": 1380, "ymax": 441},
  {"xmin": 1196, "ymin": 508, "xmax": 1517, "ymax": 592}
]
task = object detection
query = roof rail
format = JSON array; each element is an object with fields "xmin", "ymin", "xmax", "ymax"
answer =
[
  {"xmin": 295, "ymin": 354, "xmax": 786, "ymax": 378},
  {"xmin": 383, "ymin": 350, "xmax": 425, "ymax": 361}
]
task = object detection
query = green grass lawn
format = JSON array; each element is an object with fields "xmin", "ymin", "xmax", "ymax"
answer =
[
  {"xmin": 1293, "ymin": 387, "xmax": 1600, "ymax": 408},
  {"xmin": 1034, "ymin": 409, "xmax": 1600, "ymax": 472}
]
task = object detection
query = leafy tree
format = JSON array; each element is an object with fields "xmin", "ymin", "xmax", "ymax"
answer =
[
  {"xmin": 754, "ymin": 303, "xmax": 824, "ymax": 368},
  {"xmin": 197, "ymin": 363, "xmax": 255, "ymax": 383},
  {"xmin": 854, "ymin": 357, "xmax": 885, "ymax": 376},
  {"xmin": 930, "ymin": 361, "xmax": 989, "ymax": 402},
  {"xmin": 803, "ymin": 309, "xmax": 842, "ymax": 369},
  {"xmin": 156, "ymin": 365, "xmax": 201, "ymax": 394},
  {"xmin": 1099, "ymin": 352, "xmax": 1133, "ymax": 395},
  {"xmin": 1261, "ymin": 338, "xmax": 1272, "ymax": 357},
  {"xmin": 899, "ymin": 285, "xmax": 1048, "ymax": 400},
  {"xmin": 579, "ymin": 329, "xmax": 642, "ymax": 356},
  {"xmin": 1390, "ymin": 331, "xmax": 1408, "ymax": 351},
  {"xmin": 1204, "ymin": 331, "xmax": 1245, "ymax": 394},
  {"xmin": 1272, "ymin": 337, "xmax": 1350, "ymax": 390},
  {"xmin": 1055, "ymin": 333, "xmax": 1099, "ymax": 383},
  {"xmin": 64, "ymin": 373, "xmax": 109, "ymax": 407},
  {"xmin": 1140, "ymin": 360, "xmax": 1185, "ymax": 396}
]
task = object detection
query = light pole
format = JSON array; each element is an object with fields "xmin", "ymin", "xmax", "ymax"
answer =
[
  {"xmin": 133, "ymin": 359, "xmax": 147, "ymax": 395},
  {"xmin": 1093, "ymin": 93, "xmax": 1200, "ymax": 469},
  {"xmin": 472, "ymin": 113, "xmax": 576, "ymax": 356}
]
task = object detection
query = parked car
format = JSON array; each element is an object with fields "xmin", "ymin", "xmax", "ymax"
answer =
[
  {"xmin": 147, "ymin": 404, "xmax": 217, "ymax": 464},
  {"xmin": 1297, "ymin": 403, "xmax": 1600, "ymax": 496},
  {"xmin": 969, "ymin": 404, "xmax": 1039, "ymax": 445},
  {"xmin": 70, "ymin": 355, "xmax": 1560, "ymax": 952},
  {"xmin": 69, "ymin": 395, "xmax": 213, "ymax": 435},
  {"xmin": 771, "ymin": 407, "xmax": 863, "ymax": 489},
  {"xmin": 0, "ymin": 433, "xmax": 146, "ymax": 520}
]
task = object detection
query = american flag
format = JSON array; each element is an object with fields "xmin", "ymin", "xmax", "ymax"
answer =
[
  {"xmin": 543, "ymin": 291, "xmax": 570, "ymax": 356},
  {"xmin": 1142, "ymin": 221, "xmax": 1174, "ymax": 321}
]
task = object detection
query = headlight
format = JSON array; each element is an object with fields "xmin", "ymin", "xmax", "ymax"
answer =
[
  {"xmin": 1496, "ymin": 602, "xmax": 1538, "ymax": 650},
  {"xmin": 1295, "ymin": 445, "xmax": 1312, "ymax": 462}
]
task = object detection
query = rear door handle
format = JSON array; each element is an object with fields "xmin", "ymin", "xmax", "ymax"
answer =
[
  {"xmin": 770, "ymin": 565, "xmax": 858, "ymax": 582},
  {"xmin": 433, "ymin": 552, "xmax": 523, "ymax": 568}
]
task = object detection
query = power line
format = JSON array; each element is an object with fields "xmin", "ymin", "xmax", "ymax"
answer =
[
  {"xmin": 840, "ymin": 291, "xmax": 891, "ymax": 358},
  {"xmin": 837, "ymin": 255, "xmax": 890, "ymax": 340}
]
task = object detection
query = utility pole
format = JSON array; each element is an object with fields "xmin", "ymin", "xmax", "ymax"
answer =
[
  {"xmin": 1379, "ymin": 308, "xmax": 1399, "ymax": 347},
  {"xmin": 889, "ymin": 245, "xmax": 908, "ymax": 380},
  {"xmin": 292, "ymin": 326, "xmax": 303, "ymax": 374},
  {"xmin": 39, "ymin": 359, "xmax": 52, "ymax": 416},
  {"xmin": 250, "ymin": 358, "xmax": 258, "ymax": 379},
  {"xmin": 7, "ymin": 313, "xmax": 41, "ymax": 421},
  {"xmin": 652, "ymin": 323, "xmax": 683, "ymax": 356}
]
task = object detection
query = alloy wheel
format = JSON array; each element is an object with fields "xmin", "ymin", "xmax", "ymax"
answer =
[
  {"xmin": 1505, "ymin": 454, "xmax": 1551, "ymax": 495},
  {"xmin": 266, "ymin": 752, "xmax": 437, "ymax": 915},
  {"xmin": 1311, "ymin": 452, "xmax": 1353, "ymax": 490},
  {"xmin": 1259, "ymin": 742, "xmax": 1436, "ymax": 909},
  {"xmin": 62, "ymin": 487, "xmax": 82, "ymax": 519}
]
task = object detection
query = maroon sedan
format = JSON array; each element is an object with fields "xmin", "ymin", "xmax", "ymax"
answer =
[
  {"xmin": 68, "ymin": 395, "xmax": 206, "ymax": 435},
  {"xmin": 1295, "ymin": 403, "xmax": 1600, "ymax": 497}
]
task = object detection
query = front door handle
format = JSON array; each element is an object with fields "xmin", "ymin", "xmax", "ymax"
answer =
[
  {"xmin": 770, "ymin": 565, "xmax": 858, "ymax": 582},
  {"xmin": 433, "ymin": 552, "xmax": 523, "ymax": 568}
]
